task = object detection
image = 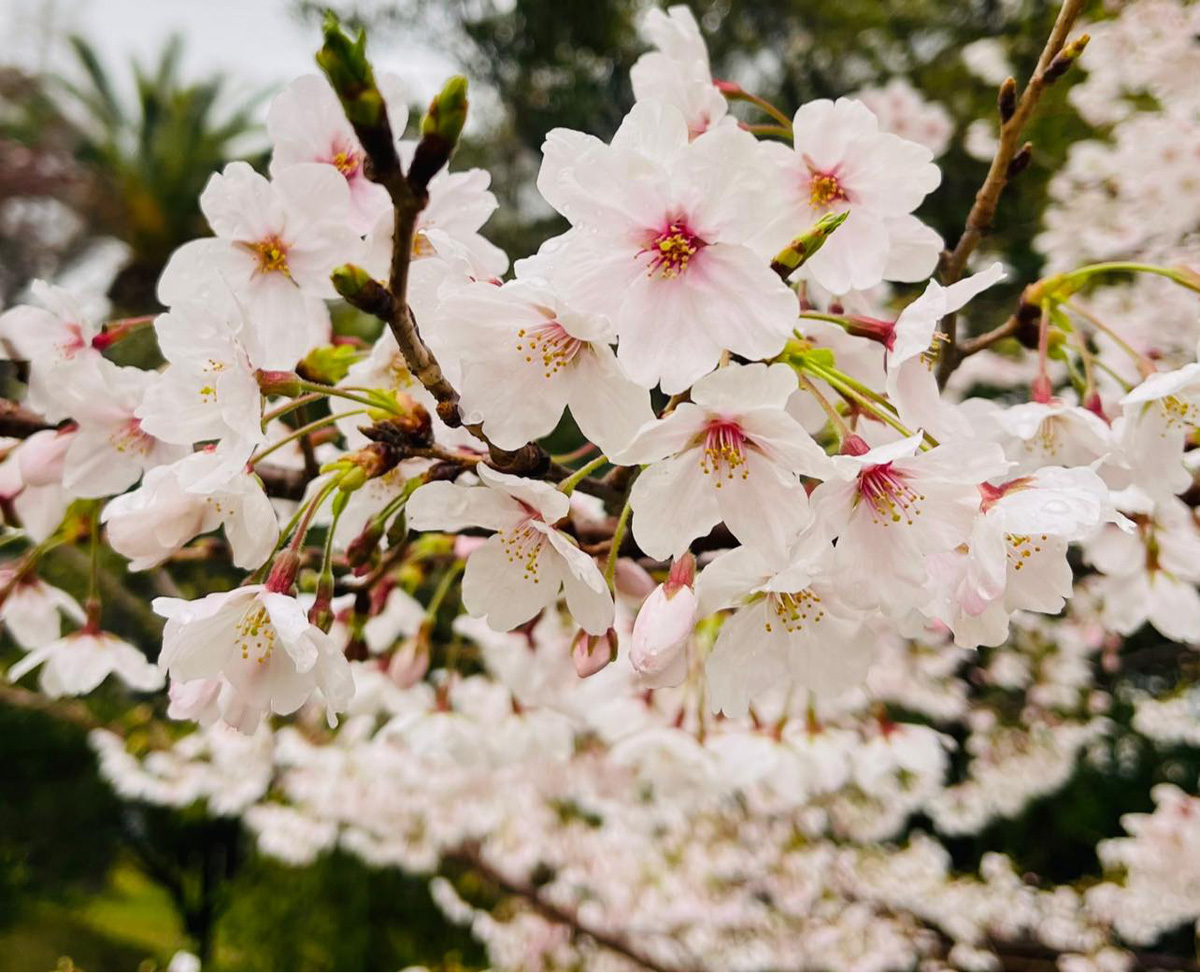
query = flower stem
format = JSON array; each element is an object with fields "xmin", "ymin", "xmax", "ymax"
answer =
[
  {"xmin": 604, "ymin": 497, "xmax": 634, "ymax": 587},
  {"xmin": 426, "ymin": 559, "xmax": 465, "ymax": 623},
  {"xmin": 1064, "ymin": 300, "xmax": 1156, "ymax": 378},
  {"xmin": 251, "ymin": 410, "xmax": 366, "ymax": 467},
  {"xmin": 797, "ymin": 373, "xmax": 852, "ymax": 445},
  {"xmin": 558, "ymin": 454, "xmax": 608, "ymax": 495},
  {"xmin": 261, "ymin": 392, "xmax": 324, "ymax": 428},
  {"xmin": 294, "ymin": 379, "xmax": 395, "ymax": 413}
]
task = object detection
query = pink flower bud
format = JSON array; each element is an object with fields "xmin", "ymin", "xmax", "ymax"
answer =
[
  {"xmin": 572, "ymin": 628, "xmax": 618, "ymax": 678},
  {"xmin": 630, "ymin": 575, "xmax": 697, "ymax": 689},
  {"xmin": 18, "ymin": 427, "xmax": 73, "ymax": 487},
  {"xmin": 387, "ymin": 628, "xmax": 431, "ymax": 688}
]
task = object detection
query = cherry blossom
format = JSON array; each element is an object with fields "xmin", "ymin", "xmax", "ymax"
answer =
[
  {"xmin": 406, "ymin": 465, "xmax": 614, "ymax": 634},
  {"xmin": 760, "ymin": 98, "xmax": 942, "ymax": 295},
  {"xmin": 268, "ymin": 73, "xmax": 408, "ymax": 232},
  {"xmin": 811, "ymin": 433, "xmax": 1009, "ymax": 612},
  {"xmin": 697, "ymin": 530, "xmax": 869, "ymax": 717},
  {"xmin": 158, "ymin": 161, "xmax": 361, "ymax": 369},
  {"xmin": 8, "ymin": 629, "xmax": 163, "ymax": 698},
  {"xmin": 630, "ymin": 4, "xmax": 729, "ymax": 138},
  {"xmin": 154, "ymin": 586, "xmax": 355, "ymax": 732},
  {"xmin": 433, "ymin": 277, "xmax": 652, "ymax": 454},
  {"xmin": 536, "ymin": 101, "xmax": 798, "ymax": 393},
  {"xmin": 624, "ymin": 363, "xmax": 832, "ymax": 561},
  {"xmin": 102, "ymin": 449, "xmax": 277, "ymax": 571}
]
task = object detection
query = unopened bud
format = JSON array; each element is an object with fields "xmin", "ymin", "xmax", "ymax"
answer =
[
  {"xmin": 997, "ymin": 76, "xmax": 1017, "ymax": 123},
  {"xmin": 409, "ymin": 76, "xmax": 469, "ymax": 191},
  {"xmin": 316, "ymin": 14, "xmax": 384, "ymax": 126},
  {"xmin": 840, "ymin": 433, "xmax": 871, "ymax": 456},
  {"xmin": 308, "ymin": 575, "xmax": 335, "ymax": 632},
  {"xmin": 265, "ymin": 549, "xmax": 302, "ymax": 594},
  {"xmin": 346, "ymin": 520, "xmax": 385, "ymax": 568},
  {"xmin": 1044, "ymin": 33, "xmax": 1090, "ymax": 84},
  {"xmin": 571, "ymin": 628, "xmax": 618, "ymax": 679},
  {"xmin": 770, "ymin": 211, "xmax": 849, "ymax": 279},
  {"xmin": 298, "ymin": 342, "xmax": 361, "ymax": 385},
  {"xmin": 330, "ymin": 264, "xmax": 374, "ymax": 301},
  {"xmin": 713, "ymin": 78, "xmax": 744, "ymax": 96},
  {"xmin": 1006, "ymin": 141, "xmax": 1033, "ymax": 180},
  {"xmin": 255, "ymin": 369, "xmax": 304, "ymax": 398},
  {"xmin": 420, "ymin": 75, "xmax": 468, "ymax": 144},
  {"xmin": 387, "ymin": 624, "xmax": 431, "ymax": 688},
  {"xmin": 631, "ymin": 560, "xmax": 697, "ymax": 689},
  {"xmin": 613, "ymin": 558, "xmax": 657, "ymax": 600}
]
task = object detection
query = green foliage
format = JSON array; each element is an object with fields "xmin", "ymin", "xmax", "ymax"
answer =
[{"xmin": 1, "ymin": 35, "xmax": 265, "ymax": 312}]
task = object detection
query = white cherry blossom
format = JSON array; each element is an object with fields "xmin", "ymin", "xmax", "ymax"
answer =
[
  {"xmin": 406, "ymin": 465, "xmax": 614, "ymax": 634},
  {"xmin": 158, "ymin": 161, "xmax": 361, "ymax": 369},
  {"xmin": 154, "ymin": 586, "xmax": 355, "ymax": 731},
  {"xmin": 536, "ymin": 101, "xmax": 799, "ymax": 393},
  {"xmin": 760, "ymin": 98, "xmax": 942, "ymax": 295},
  {"xmin": 624, "ymin": 363, "xmax": 832, "ymax": 561},
  {"xmin": 434, "ymin": 277, "xmax": 652, "ymax": 454}
]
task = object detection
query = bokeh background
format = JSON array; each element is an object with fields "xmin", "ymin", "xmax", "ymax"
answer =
[{"xmin": 0, "ymin": 1, "xmax": 1149, "ymax": 969}]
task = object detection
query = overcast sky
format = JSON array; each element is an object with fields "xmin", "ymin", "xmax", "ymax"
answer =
[{"xmin": 0, "ymin": 0, "xmax": 459, "ymax": 113}]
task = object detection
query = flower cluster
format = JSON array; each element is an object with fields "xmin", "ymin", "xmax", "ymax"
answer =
[{"xmin": 2, "ymin": 2, "xmax": 1200, "ymax": 969}]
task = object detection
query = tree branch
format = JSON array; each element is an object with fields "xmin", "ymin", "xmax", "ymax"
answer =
[
  {"xmin": 444, "ymin": 843, "xmax": 684, "ymax": 971},
  {"xmin": 936, "ymin": 0, "xmax": 1088, "ymax": 383}
]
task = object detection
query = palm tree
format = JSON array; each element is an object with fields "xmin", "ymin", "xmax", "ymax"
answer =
[{"xmin": 0, "ymin": 35, "xmax": 266, "ymax": 312}]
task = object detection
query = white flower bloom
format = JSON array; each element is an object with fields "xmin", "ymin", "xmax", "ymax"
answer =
[
  {"xmin": 0, "ymin": 281, "xmax": 104, "ymax": 422},
  {"xmin": 625, "ymin": 363, "xmax": 832, "ymax": 562},
  {"xmin": 884, "ymin": 262, "xmax": 1006, "ymax": 440},
  {"xmin": 630, "ymin": 4, "xmax": 730, "ymax": 138},
  {"xmin": 923, "ymin": 466, "xmax": 1130, "ymax": 647},
  {"xmin": 0, "ymin": 571, "xmax": 84, "ymax": 649},
  {"xmin": 8, "ymin": 630, "xmax": 163, "ymax": 698},
  {"xmin": 536, "ymin": 101, "xmax": 799, "ymax": 393},
  {"xmin": 1085, "ymin": 494, "xmax": 1200, "ymax": 643},
  {"xmin": 102, "ymin": 449, "xmax": 277, "ymax": 571},
  {"xmin": 268, "ymin": 73, "xmax": 409, "ymax": 233},
  {"xmin": 760, "ymin": 98, "xmax": 942, "ymax": 295},
  {"xmin": 698, "ymin": 532, "xmax": 869, "ymax": 717},
  {"xmin": 136, "ymin": 298, "xmax": 265, "ymax": 451},
  {"xmin": 995, "ymin": 400, "xmax": 1114, "ymax": 475},
  {"xmin": 154, "ymin": 586, "xmax": 356, "ymax": 732},
  {"xmin": 60, "ymin": 359, "xmax": 188, "ymax": 499},
  {"xmin": 0, "ymin": 435, "xmax": 71, "ymax": 542},
  {"xmin": 1117, "ymin": 356, "xmax": 1200, "ymax": 498},
  {"xmin": 434, "ymin": 277, "xmax": 652, "ymax": 454},
  {"xmin": 158, "ymin": 161, "xmax": 361, "ymax": 369},
  {"xmin": 811, "ymin": 433, "xmax": 1009, "ymax": 611},
  {"xmin": 407, "ymin": 465, "xmax": 614, "ymax": 634}
]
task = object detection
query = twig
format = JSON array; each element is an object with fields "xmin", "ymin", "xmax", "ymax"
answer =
[
  {"xmin": 444, "ymin": 843, "xmax": 680, "ymax": 971},
  {"xmin": 936, "ymin": 0, "xmax": 1088, "ymax": 383}
]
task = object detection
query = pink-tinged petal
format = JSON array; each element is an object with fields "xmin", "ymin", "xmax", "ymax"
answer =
[
  {"xmin": 695, "ymin": 544, "xmax": 772, "ymax": 614},
  {"xmin": 802, "ymin": 208, "xmax": 889, "ymax": 295},
  {"xmin": 691, "ymin": 361, "xmax": 798, "ymax": 413},
  {"xmin": 706, "ymin": 601, "xmax": 786, "ymax": 717},
  {"xmin": 617, "ymin": 403, "xmax": 707, "ymax": 465},
  {"xmin": 538, "ymin": 526, "xmax": 615, "ymax": 635},
  {"xmin": 881, "ymin": 215, "xmax": 943, "ymax": 282},
  {"xmin": 716, "ymin": 449, "xmax": 813, "ymax": 564},
  {"xmin": 406, "ymin": 481, "xmax": 525, "ymax": 533},
  {"xmin": 739, "ymin": 408, "xmax": 834, "ymax": 478},
  {"xmin": 461, "ymin": 534, "xmax": 561, "ymax": 632},
  {"xmin": 629, "ymin": 449, "xmax": 721, "ymax": 560},
  {"xmin": 565, "ymin": 346, "xmax": 655, "ymax": 459},
  {"xmin": 476, "ymin": 465, "xmax": 571, "ymax": 524}
]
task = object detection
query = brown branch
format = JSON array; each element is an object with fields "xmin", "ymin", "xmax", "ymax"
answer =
[
  {"xmin": 444, "ymin": 843, "xmax": 682, "ymax": 971},
  {"xmin": 936, "ymin": 0, "xmax": 1088, "ymax": 383},
  {"xmin": 0, "ymin": 398, "xmax": 52, "ymax": 438}
]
